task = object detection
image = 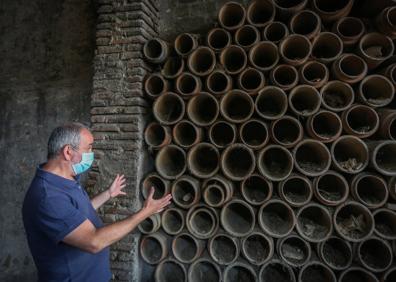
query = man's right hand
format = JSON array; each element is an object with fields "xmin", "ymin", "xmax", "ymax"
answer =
[{"xmin": 142, "ymin": 187, "xmax": 172, "ymax": 216}]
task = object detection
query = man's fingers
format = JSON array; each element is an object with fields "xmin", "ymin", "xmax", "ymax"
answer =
[
  {"xmin": 148, "ymin": 186, "xmax": 155, "ymax": 199},
  {"xmin": 119, "ymin": 191, "xmax": 127, "ymax": 195}
]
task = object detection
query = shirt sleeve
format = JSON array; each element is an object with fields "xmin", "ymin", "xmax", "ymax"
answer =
[{"xmin": 36, "ymin": 194, "xmax": 87, "ymax": 243}]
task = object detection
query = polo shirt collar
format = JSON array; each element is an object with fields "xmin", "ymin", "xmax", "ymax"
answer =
[{"xmin": 36, "ymin": 163, "xmax": 81, "ymax": 189}]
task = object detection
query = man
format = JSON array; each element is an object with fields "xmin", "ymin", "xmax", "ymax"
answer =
[{"xmin": 22, "ymin": 122, "xmax": 172, "ymax": 281}]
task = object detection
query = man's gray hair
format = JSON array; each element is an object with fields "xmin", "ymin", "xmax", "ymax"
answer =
[{"xmin": 47, "ymin": 122, "xmax": 89, "ymax": 160}]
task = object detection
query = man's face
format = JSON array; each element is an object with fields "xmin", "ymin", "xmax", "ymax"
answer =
[{"xmin": 70, "ymin": 129, "xmax": 94, "ymax": 163}]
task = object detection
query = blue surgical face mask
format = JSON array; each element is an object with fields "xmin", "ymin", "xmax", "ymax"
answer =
[{"xmin": 71, "ymin": 151, "xmax": 94, "ymax": 175}]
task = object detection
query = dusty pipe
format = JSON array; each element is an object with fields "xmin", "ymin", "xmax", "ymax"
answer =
[
  {"xmin": 270, "ymin": 64, "xmax": 299, "ymax": 91},
  {"xmin": 295, "ymin": 136, "xmax": 336, "ymax": 176},
  {"xmin": 380, "ymin": 63, "xmax": 396, "ymax": 85},
  {"xmin": 187, "ymin": 92, "xmax": 219, "ymax": 126},
  {"xmin": 317, "ymin": 236, "xmax": 353, "ymax": 271},
  {"xmin": 257, "ymin": 144, "xmax": 294, "ymax": 181},
  {"xmin": 278, "ymin": 174, "xmax": 312, "ymax": 208},
  {"xmin": 188, "ymin": 258, "xmax": 222, "ymax": 282},
  {"xmin": 383, "ymin": 266, "xmax": 396, "ymax": 282},
  {"xmin": 263, "ymin": 21, "xmax": 289, "ymax": 44},
  {"xmin": 376, "ymin": 7, "xmax": 396, "ymax": 39},
  {"xmin": 161, "ymin": 207, "xmax": 185, "ymax": 235},
  {"xmin": 341, "ymin": 104, "xmax": 379, "ymax": 138},
  {"xmin": 187, "ymin": 46, "xmax": 216, "ymax": 77},
  {"xmin": 153, "ymin": 92, "xmax": 185, "ymax": 125},
  {"xmin": 320, "ymin": 80, "xmax": 354, "ymax": 112},
  {"xmin": 172, "ymin": 232, "xmax": 205, "ymax": 264},
  {"xmin": 298, "ymin": 261, "xmax": 336, "ymax": 282},
  {"xmin": 351, "ymin": 173, "xmax": 388, "ymax": 209},
  {"xmin": 246, "ymin": 0, "xmax": 275, "ymax": 27},
  {"xmin": 237, "ymin": 67, "xmax": 265, "ymax": 95},
  {"xmin": 290, "ymin": 10, "xmax": 321, "ymax": 40},
  {"xmin": 358, "ymin": 75, "xmax": 394, "ymax": 108},
  {"xmin": 138, "ymin": 214, "xmax": 161, "ymax": 234},
  {"xmin": 144, "ymin": 122, "xmax": 172, "ymax": 149},
  {"xmin": 259, "ymin": 259, "xmax": 296, "ymax": 282},
  {"xmin": 203, "ymin": 175, "xmax": 234, "ymax": 207},
  {"xmin": 367, "ymin": 140, "xmax": 396, "ymax": 176},
  {"xmin": 187, "ymin": 142, "xmax": 220, "ymax": 179},
  {"xmin": 332, "ymin": 17, "xmax": 365, "ymax": 48},
  {"xmin": 172, "ymin": 120, "xmax": 202, "ymax": 149},
  {"xmin": 272, "ymin": 0, "xmax": 308, "ymax": 20},
  {"xmin": 306, "ymin": 110, "xmax": 342, "ymax": 143},
  {"xmin": 249, "ymin": 41, "xmax": 279, "ymax": 72},
  {"xmin": 144, "ymin": 73, "xmax": 169, "ymax": 99},
  {"xmin": 140, "ymin": 232, "xmax": 168, "ymax": 265},
  {"xmin": 141, "ymin": 173, "xmax": 170, "ymax": 199},
  {"xmin": 206, "ymin": 28, "xmax": 232, "ymax": 53},
  {"xmin": 331, "ymin": 53, "xmax": 368, "ymax": 84},
  {"xmin": 276, "ymin": 234, "xmax": 311, "ymax": 267},
  {"xmin": 279, "ymin": 34, "xmax": 312, "ymax": 66},
  {"xmin": 143, "ymin": 38, "xmax": 169, "ymax": 64},
  {"xmin": 220, "ymin": 90, "xmax": 254, "ymax": 123},
  {"xmin": 270, "ymin": 115, "xmax": 303, "ymax": 148},
  {"xmin": 186, "ymin": 204, "xmax": 219, "ymax": 239},
  {"xmin": 331, "ymin": 135, "xmax": 369, "ymax": 174},
  {"xmin": 239, "ymin": 119, "xmax": 269, "ymax": 150},
  {"xmin": 357, "ymin": 33, "xmax": 395, "ymax": 69},
  {"xmin": 311, "ymin": 32, "xmax": 343, "ymax": 64},
  {"xmin": 224, "ymin": 261, "xmax": 257, "ymax": 282},
  {"xmin": 208, "ymin": 120, "xmax": 237, "ymax": 149},
  {"xmin": 175, "ymin": 33, "xmax": 199, "ymax": 57},
  {"xmin": 255, "ymin": 86, "xmax": 288, "ymax": 120},
  {"xmin": 221, "ymin": 143, "xmax": 255, "ymax": 181},
  {"xmin": 313, "ymin": 170, "xmax": 349, "ymax": 206},
  {"xmin": 356, "ymin": 237, "xmax": 393, "ymax": 273},
  {"xmin": 208, "ymin": 233, "xmax": 239, "ymax": 265},
  {"xmin": 221, "ymin": 199, "xmax": 255, "ymax": 237},
  {"xmin": 161, "ymin": 56, "xmax": 184, "ymax": 79},
  {"xmin": 311, "ymin": 0, "xmax": 354, "ymax": 23},
  {"xmin": 339, "ymin": 267, "xmax": 379, "ymax": 282},
  {"xmin": 259, "ymin": 199, "xmax": 295, "ymax": 238},
  {"xmin": 171, "ymin": 175, "xmax": 201, "ymax": 209},
  {"xmin": 175, "ymin": 72, "xmax": 202, "ymax": 99},
  {"xmin": 205, "ymin": 69, "xmax": 233, "ymax": 97},
  {"xmin": 218, "ymin": 1, "xmax": 246, "ymax": 31},
  {"xmin": 333, "ymin": 201, "xmax": 374, "ymax": 242},
  {"xmin": 298, "ymin": 60, "xmax": 329, "ymax": 89},
  {"xmin": 241, "ymin": 174, "xmax": 272, "ymax": 206},
  {"xmin": 296, "ymin": 203, "xmax": 333, "ymax": 243},
  {"xmin": 373, "ymin": 208, "xmax": 396, "ymax": 240},
  {"xmin": 289, "ymin": 85, "xmax": 321, "ymax": 117},
  {"xmin": 234, "ymin": 25, "xmax": 260, "ymax": 50},
  {"xmin": 220, "ymin": 45, "xmax": 247, "ymax": 75},
  {"xmin": 154, "ymin": 259, "xmax": 187, "ymax": 282},
  {"xmin": 155, "ymin": 145, "xmax": 186, "ymax": 180},
  {"xmin": 241, "ymin": 231, "xmax": 274, "ymax": 266}
]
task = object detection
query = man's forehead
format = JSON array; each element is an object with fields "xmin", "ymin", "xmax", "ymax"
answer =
[{"xmin": 80, "ymin": 128, "xmax": 94, "ymax": 145}]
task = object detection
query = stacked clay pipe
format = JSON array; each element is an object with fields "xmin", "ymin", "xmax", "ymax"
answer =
[{"xmin": 141, "ymin": 1, "xmax": 396, "ymax": 281}]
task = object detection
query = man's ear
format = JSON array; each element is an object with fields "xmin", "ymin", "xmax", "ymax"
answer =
[{"xmin": 62, "ymin": 145, "xmax": 73, "ymax": 161}]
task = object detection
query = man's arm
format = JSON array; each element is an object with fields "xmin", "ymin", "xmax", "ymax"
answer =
[
  {"xmin": 91, "ymin": 174, "xmax": 126, "ymax": 210},
  {"xmin": 64, "ymin": 187, "xmax": 171, "ymax": 253}
]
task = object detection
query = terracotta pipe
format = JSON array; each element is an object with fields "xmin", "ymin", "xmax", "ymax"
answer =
[
  {"xmin": 224, "ymin": 262, "xmax": 256, "ymax": 282},
  {"xmin": 249, "ymin": 41, "xmax": 279, "ymax": 72},
  {"xmin": 311, "ymin": 32, "xmax": 343, "ymax": 64},
  {"xmin": 186, "ymin": 204, "xmax": 219, "ymax": 239},
  {"xmin": 188, "ymin": 258, "xmax": 222, "ymax": 282},
  {"xmin": 258, "ymin": 199, "xmax": 295, "ymax": 238},
  {"xmin": 356, "ymin": 237, "xmax": 393, "ymax": 273},
  {"xmin": 373, "ymin": 208, "xmax": 396, "ymax": 240},
  {"xmin": 379, "ymin": 63, "xmax": 396, "ymax": 85},
  {"xmin": 296, "ymin": 203, "xmax": 333, "ymax": 243},
  {"xmin": 140, "ymin": 232, "xmax": 168, "ymax": 265},
  {"xmin": 172, "ymin": 232, "xmax": 205, "ymax": 264},
  {"xmin": 339, "ymin": 267, "xmax": 379, "ymax": 282},
  {"xmin": 357, "ymin": 33, "xmax": 394, "ymax": 69},
  {"xmin": 378, "ymin": 109, "xmax": 396, "ymax": 140},
  {"xmin": 241, "ymin": 174, "xmax": 272, "ymax": 206},
  {"xmin": 356, "ymin": 0, "xmax": 396, "ymax": 18},
  {"xmin": 290, "ymin": 10, "xmax": 321, "ymax": 39},
  {"xmin": 351, "ymin": 173, "xmax": 388, "ymax": 209},
  {"xmin": 241, "ymin": 231, "xmax": 274, "ymax": 265},
  {"xmin": 155, "ymin": 145, "xmax": 186, "ymax": 180},
  {"xmin": 208, "ymin": 120, "xmax": 237, "ymax": 149},
  {"xmin": 288, "ymin": 85, "xmax": 321, "ymax": 117},
  {"xmin": 187, "ymin": 46, "xmax": 216, "ymax": 76},
  {"xmin": 331, "ymin": 53, "xmax": 368, "ymax": 84},
  {"xmin": 138, "ymin": 214, "xmax": 161, "ymax": 234},
  {"xmin": 220, "ymin": 90, "xmax": 254, "ymax": 123},
  {"xmin": 203, "ymin": 175, "xmax": 234, "ymax": 208},
  {"xmin": 382, "ymin": 266, "xmax": 396, "ymax": 282},
  {"xmin": 161, "ymin": 56, "xmax": 184, "ymax": 79},
  {"xmin": 317, "ymin": 236, "xmax": 353, "ymax": 271},
  {"xmin": 257, "ymin": 144, "xmax": 294, "ymax": 181},
  {"xmin": 332, "ymin": 17, "xmax": 365, "ymax": 48},
  {"xmin": 255, "ymin": 86, "xmax": 288, "ymax": 120},
  {"xmin": 221, "ymin": 143, "xmax": 256, "ymax": 181},
  {"xmin": 278, "ymin": 174, "xmax": 313, "ymax": 208},
  {"xmin": 311, "ymin": 0, "xmax": 354, "ymax": 23},
  {"xmin": 279, "ymin": 34, "xmax": 312, "ymax": 66},
  {"xmin": 341, "ymin": 104, "xmax": 379, "ymax": 138},
  {"xmin": 333, "ymin": 201, "xmax": 374, "ymax": 242},
  {"xmin": 144, "ymin": 73, "xmax": 169, "ymax": 99},
  {"xmin": 272, "ymin": 0, "xmax": 308, "ymax": 21},
  {"xmin": 237, "ymin": 67, "xmax": 265, "ymax": 95},
  {"xmin": 143, "ymin": 38, "xmax": 169, "ymax": 64},
  {"xmin": 320, "ymin": 80, "xmax": 354, "ymax": 112},
  {"xmin": 367, "ymin": 140, "xmax": 396, "ymax": 176},
  {"xmin": 270, "ymin": 64, "xmax": 299, "ymax": 91},
  {"xmin": 175, "ymin": 72, "xmax": 201, "ymax": 99},
  {"xmin": 161, "ymin": 207, "xmax": 185, "ymax": 235},
  {"xmin": 187, "ymin": 92, "xmax": 219, "ymax": 126},
  {"xmin": 246, "ymin": 0, "xmax": 275, "ymax": 27},
  {"xmin": 313, "ymin": 170, "xmax": 349, "ymax": 206},
  {"xmin": 277, "ymin": 233, "xmax": 311, "ymax": 267},
  {"xmin": 141, "ymin": 173, "xmax": 170, "ymax": 200},
  {"xmin": 144, "ymin": 122, "xmax": 172, "ymax": 150},
  {"xmin": 306, "ymin": 110, "xmax": 342, "ymax": 143},
  {"xmin": 357, "ymin": 75, "xmax": 394, "ymax": 108},
  {"xmin": 259, "ymin": 259, "xmax": 296, "ymax": 282},
  {"xmin": 298, "ymin": 60, "xmax": 329, "ymax": 89},
  {"xmin": 234, "ymin": 25, "xmax": 260, "ymax": 50},
  {"xmin": 206, "ymin": 28, "xmax": 232, "ymax": 53},
  {"xmin": 220, "ymin": 45, "xmax": 248, "ymax": 75},
  {"xmin": 218, "ymin": 1, "xmax": 246, "ymax": 31},
  {"xmin": 174, "ymin": 33, "xmax": 199, "ymax": 57},
  {"xmin": 298, "ymin": 261, "xmax": 336, "ymax": 282},
  {"xmin": 154, "ymin": 259, "xmax": 187, "ymax": 282},
  {"xmin": 187, "ymin": 142, "xmax": 220, "ymax": 179},
  {"xmin": 208, "ymin": 232, "xmax": 239, "ymax": 265},
  {"xmin": 221, "ymin": 199, "xmax": 255, "ymax": 237},
  {"xmin": 205, "ymin": 69, "xmax": 233, "ymax": 97},
  {"xmin": 172, "ymin": 120, "xmax": 202, "ymax": 149},
  {"xmin": 239, "ymin": 119, "xmax": 269, "ymax": 150},
  {"xmin": 153, "ymin": 92, "xmax": 185, "ymax": 125},
  {"xmin": 376, "ymin": 6, "xmax": 396, "ymax": 39},
  {"xmin": 262, "ymin": 21, "xmax": 289, "ymax": 44},
  {"xmin": 171, "ymin": 175, "xmax": 201, "ymax": 209},
  {"xmin": 270, "ymin": 115, "xmax": 303, "ymax": 148}
]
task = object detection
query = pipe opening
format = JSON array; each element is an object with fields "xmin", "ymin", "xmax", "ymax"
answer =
[
  {"xmin": 207, "ymin": 71, "xmax": 231, "ymax": 95},
  {"xmin": 247, "ymin": 1, "xmax": 274, "ymax": 27},
  {"xmin": 154, "ymin": 93, "xmax": 184, "ymax": 125},
  {"xmin": 339, "ymin": 268, "xmax": 378, "ymax": 282},
  {"xmin": 256, "ymin": 87, "xmax": 287, "ymax": 119},
  {"xmin": 315, "ymin": 173, "xmax": 348, "ymax": 205},
  {"xmin": 188, "ymin": 143, "xmax": 219, "ymax": 178},
  {"xmin": 207, "ymin": 28, "xmax": 231, "ymax": 51},
  {"xmin": 240, "ymin": 120, "xmax": 268, "ymax": 149},
  {"xmin": 290, "ymin": 86, "xmax": 321, "ymax": 116},
  {"xmin": 242, "ymin": 233, "xmax": 272, "ymax": 265},
  {"xmin": 337, "ymin": 17, "xmax": 364, "ymax": 38},
  {"xmin": 209, "ymin": 234, "xmax": 238, "ymax": 265},
  {"xmin": 241, "ymin": 174, "xmax": 272, "ymax": 205},
  {"xmin": 263, "ymin": 21, "xmax": 288, "ymax": 43},
  {"xmin": 258, "ymin": 146, "xmax": 293, "ymax": 180},
  {"xmin": 224, "ymin": 264, "xmax": 256, "ymax": 282},
  {"xmin": 190, "ymin": 208, "xmax": 216, "ymax": 236},
  {"xmin": 294, "ymin": 140, "xmax": 331, "ymax": 176},
  {"xmin": 291, "ymin": 10, "xmax": 320, "ymax": 37},
  {"xmin": 175, "ymin": 34, "xmax": 196, "ymax": 56},
  {"xmin": 332, "ymin": 137, "xmax": 368, "ymax": 173},
  {"xmin": 145, "ymin": 74, "xmax": 166, "ymax": 98},
  {"xmin": 222, "ymin": 200, "xmax": 255, "ymax": 236},
  {"xmin": 155, "ymin": 260, "xmax": 186, "ymax": 282},
  {"xmin": 374, "ymin": 142, "xmax": 396, "ymax": 174},
  {"xmin": 311, "ymin": 111, "xmax": 341, "ymax": 140},
  {"xmin": 221, "ymin": 46, "xmax": 247, "ymax": 74},
  {"xmin": 300, "ymin": 263, "xmax": 335, "ymax": 282},
  {"xmin": 189, "ymin": 259, "xmax": 221, "ymax": 282},
  {"xmin": 173, "ymin": 121, "xmax": 199, "ymax": 148},
  {"xmin": 345, "ymin": 106, "xmax": 378, "ymax": 135},
  {"xmin": 259, "ymin": 261, "xmax": 295, "ymax": 282},
  {"xmin": 301, "ymin": 61, "xmax": 327, "ymax": 84},
  {"xmin": 320, "ymin": 237, "xmax": 352, "ymax": 270},
  {"xmin": 280, "ymin": 35, "xmax": 311, "ymax": 64},
  {"xmin": 249, "ymin": 42, "xmax": 278, "ymax": 71},
  {"xmin": 353, "ymin": 174, "xmax": 387, "ymax": 207},
  {"xmin": 272, "ymin": 117, "xmax": 302, "ymax": 146},
  {"xmin": 209, "ymin": 121, "xmax": 236, "ymax": 148},
  {"xmin": 188, "ymin": 47, "xmax": 216, "ymax": 76},
  {"xmin": 374, "ymin": 209, "xmax": 396, "ymax": 239},
  {"xmin": 272, "ymin": 65, "xmax": 298, "ymax": 88},
  {"xmin": 188, "ymin": 93, "xmax": 218, "ymax": 126},
  {"xmin": 162, "ymin": 208, "xmax": 184, "ymax": 235},
  {"xmin": 384, "ymin": 268, "xmax": 396, "ymax": 282},
  {"xmin": 360, "ymin": 75, "xmax": 394, "ymax": 107},
  {"xmin": 259, "ymin": 200, "xmax": 295, "ymax": 237},
  {"xmin": 221, "ymin": 91, "xmax": 253, "ymax": 123},
  {"xmin": 142, "ymin": 174, "xmax": 167, "ymax": 199},
  {"xmin": 360, "ymin": 33, "xmax": 394, "ymax": 60},
  {"xmin": 218, "ymin": 2, "xmax": 246, "ymax": 30},
  {"xmin": 222, "ymin": 144, "xmax": 255, "ymax": 180},
  {"xmin": 279, "ymin": 236, "xmax": 310, "ymax": 266},
  {"xmin": 144, "ymin": 39, "xmax": 163, "ymax": 60},
  {"xmin": 162, "ymin": 57, "xmax": 184, "ymax": 79},
  {"xmin": 140, "ymin": 235, "xmax": 166, "ymax": 264},
  {"xmin": 173, "ymin": 233, "xmax": 199, "ymax": 263},
  {"xmin": 177, "ymin": 73, "xmax": 200, "ymax": 97},
  {"xmin": 145, "ymin": 123, "xmax": 168, "ymax": 147},
  {"xmin": 321, "ymin": 81, "xmax": 354, "ymax": 111},
  {"xmin": 297, "ymin": 204, "xmax": 332, "ymax": 242},
  {"xmin": 280, "ymin": 176, "xmax": 311, "ymax": 206},
  {"xmin": 239, "ymin": 68, "xmax": 264, "ymax": 94},
  {"xmin": 358, "ymin": 238, "xmax": 392, "ymax": 272},
  {"xmin": 235, "ymin": 25, "xmax": 259, "ymax": 48},
  {"xmin": 172, "ymin": 178, "xmax": 199, "ymax": 208},
  {"xmin": 156, "ymin": 145, "xmax": 186, "ymax": 179},
  {"xmin": 339, "ymin": 54, "xmax": 366, "ymax": 77},
  {"xmin": 204, "ymin": 185, "xmax": 224, "ymax": 207}
]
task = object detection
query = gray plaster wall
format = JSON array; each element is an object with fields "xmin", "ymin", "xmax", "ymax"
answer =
[{"xmin": 0, "ymin": 0, "xmax": 96, "ymax": 281}]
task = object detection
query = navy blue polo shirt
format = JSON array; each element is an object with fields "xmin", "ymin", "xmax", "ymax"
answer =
[{"xmin": 22, "ymin": 165, "xmax": 111, "ymax": 282}]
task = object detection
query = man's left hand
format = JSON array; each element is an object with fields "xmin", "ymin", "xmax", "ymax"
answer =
[{"xmin": 108, "ymin": 174, "xmax": 127, "ymax": 198}]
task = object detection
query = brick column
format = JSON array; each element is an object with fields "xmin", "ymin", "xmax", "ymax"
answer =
[{"xmin": 88, "ymin": 1, "xmax": 159, "ymax": 281}]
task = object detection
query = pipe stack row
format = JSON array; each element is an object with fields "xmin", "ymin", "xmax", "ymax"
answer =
[{"xmin": 141, "ymin": 0, "xmax": 396, "ymax": 281}]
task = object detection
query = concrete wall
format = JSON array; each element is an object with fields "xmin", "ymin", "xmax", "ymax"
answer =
[{"xmin": 0, "ymin": 0, "xmax": 96, "ymax": 281}]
